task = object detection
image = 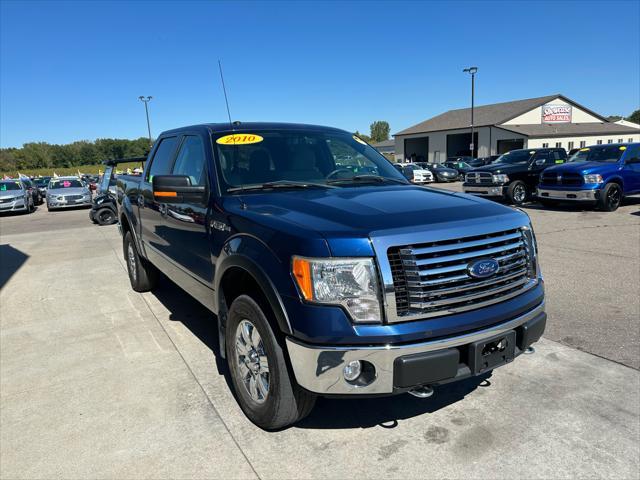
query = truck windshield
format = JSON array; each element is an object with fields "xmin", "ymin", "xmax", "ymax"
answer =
[
  {"xmin": 568, "ymin": 146, "xmax": 626, "ymax": 163},
  {"xmin": 496, "ymin": 150, "xmax": 534, "ymax": 164},
  {"xmin": 214, "ymin": 130, "xmax": 408, "ymax": 192}
]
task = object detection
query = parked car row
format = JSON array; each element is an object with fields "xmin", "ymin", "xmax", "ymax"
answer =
[
  {"xmin": 0, "ymin": 175, "xmax": 95, "ymax": 214},
  {"xmin": 462, "ymin": 143, "xmax": 640, "ymax": 211}
]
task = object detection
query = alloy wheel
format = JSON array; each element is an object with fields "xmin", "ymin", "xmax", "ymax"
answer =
[
  {"xmin": 127, "ymin": 243, "xmax": 137, "ymax": 282},
  {"xmin": 235, "ymin": 319, "xmax": 270, "ymax": 404}
]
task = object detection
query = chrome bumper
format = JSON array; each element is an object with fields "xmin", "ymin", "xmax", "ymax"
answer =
[
  {"xmin": 286, "ymin": 302, "xmax": 545, "ymax": 395},
  {"xmin": 463, "ymin": 185, "xmax": 506, "ymax": 196},
  {"xmin": 536, "ymin": 188, "xmax": 597, "ymax": 201}
]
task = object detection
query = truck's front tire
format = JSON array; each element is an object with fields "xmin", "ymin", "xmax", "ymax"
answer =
[
  {"xmin": 124, "ymin": 231, "xmax": 158, "ymax": 292},
  {"xmin": 226, "ymin": 295, "xmax": 315, "ymax": 430},
  {"xmin": 507, "ymin": 181, "xmax": 528, "ymax": 205},
  {"xmin": 597, "ymin": 182, "xmax": 622, "ymax": 212}
]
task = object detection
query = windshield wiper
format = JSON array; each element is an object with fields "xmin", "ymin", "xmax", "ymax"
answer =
[
  {"xmin": 327, "ymin": 175, "xmax": 409, "ymax": 185},
  {"xmin": 227, "ymin": 180, "xmax": 337, "ymax": 192}
]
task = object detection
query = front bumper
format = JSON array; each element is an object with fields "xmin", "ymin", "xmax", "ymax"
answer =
[
  {"xmin": 47, "ymin": 198, "xmax": 92, "ymax": 209},
  {"xmin": 463, "ymin": 184, "xmax": 507, "ymax": 197},
  {"xmin": 286, "ymin": 301, "xmax": 545, "ymax": 395},
  {"xmin": 0, "ymin": 200, "xmax": 27, "ymax": 212},
  {"xmin": 536, "ymin": 187, "xmax": 598, "ymax": 201}
]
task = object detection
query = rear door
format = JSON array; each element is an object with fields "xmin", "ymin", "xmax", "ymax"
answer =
[
  {"xmin": 161, "ymin": 134, "xmax": 213, "ymax": 285},
  {"xmin": 139, "ymin": 135, "xmax": 180, "ymax": 262}
]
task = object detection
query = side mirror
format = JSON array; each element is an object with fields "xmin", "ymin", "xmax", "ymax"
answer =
[{"xmin": 152, "ymin": 175, "xmax": 206, "ymax": 204}]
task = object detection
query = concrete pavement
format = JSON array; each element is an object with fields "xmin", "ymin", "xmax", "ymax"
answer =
[{"xmin": 1, "ymin": 201, "xmax": 639, "ymax": 479}]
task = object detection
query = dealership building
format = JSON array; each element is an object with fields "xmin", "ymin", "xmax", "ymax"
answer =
[{"xmin": 393, "ymin": 94, "xmax": 640, "ymax": 163}]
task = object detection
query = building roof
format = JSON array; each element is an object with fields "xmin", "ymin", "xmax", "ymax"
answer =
[
  {"xmin": 394, "ymin": 94, "xmax": 609, "ymax": 136},
  {"xmin": 372, "ymin": 139, "xmax": 395, "ymax": 148},
  {"xmin": 497, "ymin": 122, "xmax": 640, "ymax": 139}
]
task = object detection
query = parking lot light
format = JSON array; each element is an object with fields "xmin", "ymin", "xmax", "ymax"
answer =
[
  {"xmin": 138, "ymin": 96, "xmax": 153, "ymax": 147},
  {"xmin": 463, "ymin": 67, "xmax": 478, "ymax": 158}
]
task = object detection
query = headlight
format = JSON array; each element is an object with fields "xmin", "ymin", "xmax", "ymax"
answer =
[
  {"xmin": 492, "ymin": 174, "xmax": 509, "ymax": 184},
  {"xmin": 583, "ymin": 174, "xmax": 603, "ymax": 184},
  {"xmin": 292, "ymin": 256, "xmax": 382, "ymax": 323},
  {"xmin": 521, "ymin": 225, "xmax": 540, "ymax": 281},
  {"xmin": 96, "ymin": 197, "xmax": 105, "ymax": 205}
]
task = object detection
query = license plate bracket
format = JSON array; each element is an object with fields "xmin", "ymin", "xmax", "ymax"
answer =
[{"xmin": 469, "ymin": 330, "xmax": 516, "ymax": 375}]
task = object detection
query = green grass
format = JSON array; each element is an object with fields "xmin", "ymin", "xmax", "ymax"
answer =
[{"xmin": 1, "ymin": 161, "xmax": 145, "ymax": 178}]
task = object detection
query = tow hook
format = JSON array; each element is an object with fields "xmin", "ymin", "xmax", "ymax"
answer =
[{"xmin": 408, "ymin": 385, "xmax": 434, "ymax": 398}]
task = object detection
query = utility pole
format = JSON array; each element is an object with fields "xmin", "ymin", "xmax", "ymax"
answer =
[
  {"xmin": 463, "ymin": 67, "xmax": 478, "ymax": 158},
  {"xmin": 138, "ymin": 96, "xmax": 153, "ymax": 146}
]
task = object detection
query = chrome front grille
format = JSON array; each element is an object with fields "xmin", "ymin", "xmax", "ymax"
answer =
[
  {"xmin": 465, "ymin": 172, "xmax": 493, "ymax": 184},
  {"xmin": 64, "ymin": 194, "xmax": 84, "ymax": 201},
  {"xmin": 387, "ymin": 228, "xmax": 536, "ymax": 320}
]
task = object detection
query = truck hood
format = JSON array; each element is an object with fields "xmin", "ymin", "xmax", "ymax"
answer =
[
  {"xmin": 227, "ymin": 185, "xmax": 529, "ymax": 256},
  {"xmin": 469, "ymin": 162, "xmax": 526, "ymax": 175},
  {"xmin": 543, "ymin": 161, "xmax": 619, "ymax": 175}
]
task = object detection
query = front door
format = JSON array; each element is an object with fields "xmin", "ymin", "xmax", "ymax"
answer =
[
  {"xmin": 161, "ymin": 134, "xmax": 213, "ymax": 285},
  {"xmin": 140, "ymin": 135, "xmax": 180, "ymax": 263},
  {"xmin": 622, "ymin": 144, "xmax": 640, "ymax": 193}
]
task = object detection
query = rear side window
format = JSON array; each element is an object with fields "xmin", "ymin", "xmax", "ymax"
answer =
[
  {"xmin": 147, "ymin": 136, "xmax": 178, "ymax": 182},
  {"xmin": 172, "ymin": 136, "xmax": 207, "ymax": 186}
]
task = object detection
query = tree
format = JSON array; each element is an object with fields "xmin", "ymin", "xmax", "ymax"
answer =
[
  {"xmin": 369, "ymin": 121, "xmax": 390, "ymax": 143},
  {"xmin": 606, "ymin": 115, "xmax": 622, "ymax": 122},
  {"xmin": 627, "ymin": 109, "xmax": 640, "ymax": 125}
]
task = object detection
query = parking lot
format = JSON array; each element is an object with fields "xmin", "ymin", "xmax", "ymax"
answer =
[{"xmin": 1, "ymin": 192, "xmax": 639, "ymax": 479}]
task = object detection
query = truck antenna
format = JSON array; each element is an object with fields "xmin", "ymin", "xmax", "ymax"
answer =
[
  {"xmin": 218, "ymin": 60, "xmax": 234, "ymax": 131},
  {"xmin": 218, "ymin": 60, "xmax": 246, "ymax": 208}
]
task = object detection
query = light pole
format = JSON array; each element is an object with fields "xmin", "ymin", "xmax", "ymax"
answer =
[
  {"xmin": 463, "ymin": 67, "xmax": 478, "ymax": 158},
  {"xmin": 138, "ymin": 96, "xmax": 153, "ymax": 146}
]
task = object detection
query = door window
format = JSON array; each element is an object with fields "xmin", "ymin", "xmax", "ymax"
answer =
[
  {"xmin": 146, "ymin": 136, "xmax": 178, "ymax": 182},
  {"xmin": 172, "ymin": 135, "xmax": 207, "ymax": 186}
]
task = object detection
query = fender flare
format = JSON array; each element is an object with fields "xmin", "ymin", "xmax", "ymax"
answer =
[
  {"xmin": 119, "ymin": 197, "xmax": 145, "ymax": 258},
  {"xmin": 215, "ymin": 253, "xmax": 293, "ymax": 336}
]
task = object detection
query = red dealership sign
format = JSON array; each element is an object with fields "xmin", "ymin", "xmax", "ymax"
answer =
[{"xmin": 542, "ymin": 104, "xmax": 572, "ymax": 123}]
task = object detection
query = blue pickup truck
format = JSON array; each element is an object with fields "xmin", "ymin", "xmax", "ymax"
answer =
[
  {"xmin": 117, "ymin": 122, "xmax": 546, "ymax": 429},
  {"xmin": 537, "ymin": 143, "xmax": 640, "ymax": 211}
]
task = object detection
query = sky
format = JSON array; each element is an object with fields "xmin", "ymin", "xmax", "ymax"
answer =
[{"xmin": 1, "ymin": 0, "xmax": 639, "ymax": 148}]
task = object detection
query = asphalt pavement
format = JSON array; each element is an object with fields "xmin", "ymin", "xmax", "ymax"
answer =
[{"xmin": 1, "ymin": 194, "xmax": 639, "ymax": 479}]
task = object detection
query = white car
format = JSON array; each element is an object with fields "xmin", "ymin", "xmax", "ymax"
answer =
[{"xmin": 397, "ymin": 163, "xmax": 434, "ymax": 184}]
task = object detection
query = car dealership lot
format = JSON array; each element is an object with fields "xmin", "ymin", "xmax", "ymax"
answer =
[{"xmin": 1, "ymin": 197, "xmax": 639, "ymax": 479}]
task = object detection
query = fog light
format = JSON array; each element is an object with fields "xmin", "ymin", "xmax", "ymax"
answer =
[{"xmin": 343, "ymin": 360, "xmax": 362, "ymax": 381}]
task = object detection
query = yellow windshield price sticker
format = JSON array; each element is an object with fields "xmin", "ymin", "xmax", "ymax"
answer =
[
  {"xmin": 353, "ymin": 135, "xmax": 368, "ymax": 145},
  {"xmin": 555, "ymin": 159, "xmax": 564, "ymax": 163},
  {"xmin": 579, "ymin": 148, "xmax": 590, "ymax": 152},
  {"xmin": 216, "ymin": 133, "xmax": 264, "ymax": 145},
  {"xmin": 619, "ymin": 146, "xmax": 627, "ymax": 150}
]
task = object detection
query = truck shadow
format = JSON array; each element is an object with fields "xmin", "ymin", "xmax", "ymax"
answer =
[
  {"xmin": 150, "ymin": 275, "xmax": 492, "ymax": 430},
  {"xmin": 0, "ymin": 244, "xmax": 29, "ymax": 291},
  {"xmin": 298, "ymin": 374, "xmax": 490, "ymax": 430}
]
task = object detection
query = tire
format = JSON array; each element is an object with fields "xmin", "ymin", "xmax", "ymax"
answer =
[
  {"xmin": 123, "ymin": 231, "xmax": 158, "ymax": 292},
  {"xmin": 597, "ymin": 183, "xmax": 622, "ymax": 212},
  {"xmin": 96, "ymin": 207, "xmax": 116, "ymax": 226},
  {"xmin": 507, "ymin": 181, "xmax": 528, "ymax": 206},
  {"xmin": 226, "ymin": 295, "xmax": 315, "ymax": 430}
]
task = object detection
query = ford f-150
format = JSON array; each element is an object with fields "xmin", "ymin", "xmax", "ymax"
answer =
[{"xmin": 117, "ymin": 122, "xmax": 546, "ymax": 429}]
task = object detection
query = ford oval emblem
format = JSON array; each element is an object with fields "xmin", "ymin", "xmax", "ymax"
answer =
[{"xmin": 468, "ymin": 258, "xmax": 500, "ymax": 278}]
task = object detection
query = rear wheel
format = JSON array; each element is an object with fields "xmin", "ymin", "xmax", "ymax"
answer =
[
  {"xmin": 123, "ymin": 231, "xmax": 158, "ymax": 292},
  {"xmin": 96, "ymin": 207, "xmax": 116, "ymax": 225},
  {"xmin": 226, "ymin": 295, "xmax": 315, "ymax": 430},
  {"xmin": 507, "ymin": 181, "xmax": 528, "ymax": 205},
  {"xmin": 597, "ymin": 183, "xmax": 622, "ymax": 212}
]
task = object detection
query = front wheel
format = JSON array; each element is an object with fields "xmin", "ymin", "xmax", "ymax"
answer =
[
  {"xmin": 597, "ymin": 183, "xmax": 622, "ymax": 212},
  {"xmin": 507, "ymin": 181, "xmax": 528, "ymax": 205},
  {"xmin": 226, "ymin": 295, "xmax": 315, "ymax": 430}
]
